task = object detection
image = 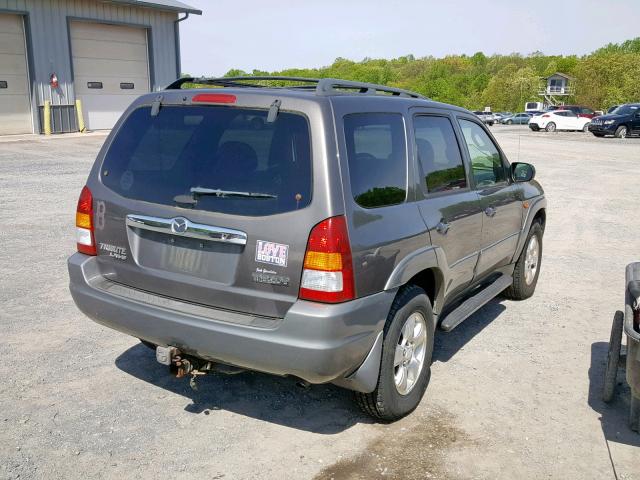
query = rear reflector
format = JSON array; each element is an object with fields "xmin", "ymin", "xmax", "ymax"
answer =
[
  {"xmin": 76, "ymin": 186, "xmax": 96, "ymax": 256},
  {"xmin": 192, "ymin": 93, "xmax": 237, "ymax": 104},
  {"xmin": 299, "ymin": 216, "xmax": 354, "ymax": 303}
]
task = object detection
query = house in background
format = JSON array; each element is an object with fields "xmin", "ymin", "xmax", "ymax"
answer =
[
  {"xmin": 538, "ymin": 72, "xmax": 575, "ymax": 107},
  {"xmin": 0, "ymin": 0, "xmax": 201, "ymax": 135}
]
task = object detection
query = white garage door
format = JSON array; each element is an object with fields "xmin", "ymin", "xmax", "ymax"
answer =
[
  {"xmin": 70, "ymin": 21, "xmax": 150, "ymax": 130},
  {"xmin": 0, "ymin": 13, "xmax": 32, "ymax": 135}
]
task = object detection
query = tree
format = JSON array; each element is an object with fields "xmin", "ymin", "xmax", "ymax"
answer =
[{"xmin": 217, "ymin": 37, "xmax": 640, "ymax": 112}]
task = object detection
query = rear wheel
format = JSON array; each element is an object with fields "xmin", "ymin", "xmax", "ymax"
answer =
[
  {"xmin": 545, "ymin": 122, "xmax": 556, "ymax": 132},
  {"xmin": 355, "ymin": 285, "xmax": 435, "ymax": 421},
  {"xmin": 504, "ymin": 222, "xmax": 543, "ymax": 300},
  {"xmin": 583, "ymin": 123, "xmax": 590, "ymax": 133},
  {"xmin": 615, "ymin": 125, "xmax": 628, "ymax": 138}
]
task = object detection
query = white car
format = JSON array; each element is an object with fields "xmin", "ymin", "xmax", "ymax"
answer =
[{"xmin": 529, "ymin": 110, "xmax": 591, "ymax": 132}]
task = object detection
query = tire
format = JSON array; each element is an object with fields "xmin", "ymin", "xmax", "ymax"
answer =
[
  {"xmin": 603, "ymin": 311, "xmax": 624, "ymax": 403},
  {"xmin": 615, "ymin": 125, "xmax": 628, "ymax": 138},
  {"xmin": 354, "ymin": 285, "xmax": 435, "ymax": 421},
  {"xmin": 504, "ymin": 221, "xmax": 543, "ymax": 300},
  {"xmin": 545, "ymin": 122, "xmax": 556, "ymax": 132},
  {"xmin": 507, "ymin": 120, "xmax": 513, "ymax": 125},
  {"xmin": 583, "ymin": 123, "xmax": 590, "ymax": 133}
]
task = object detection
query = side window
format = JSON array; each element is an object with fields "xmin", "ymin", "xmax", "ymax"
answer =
[
  {"xmin": 344, "ymin": 113, "xmax": 407, "ymax": 208},
  {"xmin": 413, "ymin": 115, "xmax": 467, "ymax": 193},
  {"xmin": 458, "ymin": 119, "xmax": 507, "ymax": 188}
]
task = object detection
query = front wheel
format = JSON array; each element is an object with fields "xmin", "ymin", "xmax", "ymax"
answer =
[
  {"xmin": 504, "ymin": 222, "xmax": 543, "ymax": 300},
  {"xmin": 545, "ymin": 122, "xmax": 556, "ymax": 132},
  {"xmin": 506, "ymin": 120, "xmax": 513, "ymax": 125},
  {"xmin": 355, "ymin": 285, "xmax": 435, "ymax": 421},
  {"xmin": 615, "ymin": 125, "xmax": 628, "ymax": 138},
  {"xmin": 583, "ymin": 123, "xmax": 590, "ymax": 133}
]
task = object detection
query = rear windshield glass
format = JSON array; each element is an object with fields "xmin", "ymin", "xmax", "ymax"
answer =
[{"xmin": 101, "ymin": 106, "xmax": 312, "ymax": 216}]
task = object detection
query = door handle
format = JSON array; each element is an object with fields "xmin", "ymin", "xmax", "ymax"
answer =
[
  {"xmin": 435, "ymin": 221, "xmax": 450, "ymax": 235},
  {"xmin": 484, "ymin": 207, "xmax": 497, "ymax": 218}
]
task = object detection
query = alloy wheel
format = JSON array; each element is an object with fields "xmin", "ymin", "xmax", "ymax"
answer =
[
  {"xmin": 394, "ymin": 312, "xmax": 428, "ymax": 395},
  {"xmin": 524, "ymin": 235, "xmax": 540, "ymax": 285}
]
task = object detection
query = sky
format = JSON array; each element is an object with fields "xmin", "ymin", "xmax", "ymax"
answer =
[{"xmin": 179, "ymin": 0, "xmax": 640, "ymax": 77}]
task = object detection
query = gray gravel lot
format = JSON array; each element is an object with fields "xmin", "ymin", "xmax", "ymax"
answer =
[{"xmin": 1, "ymin": 126, "xmax": 639, "ymax": 479}]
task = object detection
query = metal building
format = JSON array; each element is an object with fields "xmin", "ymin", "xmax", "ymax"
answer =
[{"xmin": 0, "ymin": 0, "xmax": 201, "ymax": 135}]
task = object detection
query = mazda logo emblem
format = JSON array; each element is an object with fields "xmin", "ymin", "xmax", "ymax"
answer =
[{"xmin": 171, "ymin": 217, "xmax": 188, "ymax": 234}]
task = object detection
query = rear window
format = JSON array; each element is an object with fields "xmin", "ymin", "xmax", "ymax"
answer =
[
  {"xmin": 101, "ymin": 106, "xmax": 312, "ymax": 216},
  {"xmin": 343, "ymin": 113, "xmax": 407, "ymax": 208}
]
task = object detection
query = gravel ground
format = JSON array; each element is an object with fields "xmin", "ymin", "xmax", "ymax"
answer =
[{"xmin": 0, "ymin": 126, "xmax": 639, "ymax": 479}]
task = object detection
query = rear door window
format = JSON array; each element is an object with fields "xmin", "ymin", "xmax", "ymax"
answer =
[
  {"xmin": 101, "ymin": 106, "xmax": 312, "ymax": 216},
  {"xmin": 344, "ymin": 113, "xmax": 407, "ymax": 208},
  {"xmin": 413, "ymin": 115, "xmax": 467, "ymax": 193}
]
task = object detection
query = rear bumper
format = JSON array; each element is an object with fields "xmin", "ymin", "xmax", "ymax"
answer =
[{"xmin": 68, "ymin": 253, "xmax": 394, "ymax": 385}]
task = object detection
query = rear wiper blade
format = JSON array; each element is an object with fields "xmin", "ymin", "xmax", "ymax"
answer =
[{"xmin": 190, "ymin": 187, "xmax": 277, "ymax": 199}]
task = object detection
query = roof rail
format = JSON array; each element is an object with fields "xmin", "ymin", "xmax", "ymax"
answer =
[
  {"xmin": 316, "ymin": 78, "xmax": 424, "ymax": 98},
  {"xmin": 166, "ymin": 76, "xmax": 426, "ymax": 99}
]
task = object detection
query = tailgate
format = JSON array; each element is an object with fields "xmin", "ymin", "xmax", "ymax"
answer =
[{"xmin": 92, "ymin": 102, "xmax": 315, "ymax": 318}]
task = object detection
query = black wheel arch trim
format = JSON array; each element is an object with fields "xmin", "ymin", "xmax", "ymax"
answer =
[{"xmin": 511, "ymin": 195, "xmax": 547, "ymax": 262}]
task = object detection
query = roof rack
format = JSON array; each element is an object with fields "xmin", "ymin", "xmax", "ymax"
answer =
[{"xmin": 166, "ymin": 76, "xmax": 426, "ymax": 99}]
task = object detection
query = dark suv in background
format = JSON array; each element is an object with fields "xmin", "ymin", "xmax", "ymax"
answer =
[
  {"xmin": 68, "ymin": 77, "xmax": 546, "ymax": 420},
  {"xmin": 589, "ymin": 103, "xmax": 640, "ymax": 138}
]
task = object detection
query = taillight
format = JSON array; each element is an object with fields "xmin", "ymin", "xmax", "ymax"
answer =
[
  {"xmin": 542, "ymin": 114, "xmax": 550, "ymax": 118},
  {"xmin": 299, "ymin": 216, "xmax": 355, "ymax": 303},
  {"xmin": 76, "ymin": 186, "xmax": 96, "ymax": 255},
  {"xmin": 192, "ymin": 93, "xmax": 236, "ymax": 104}
]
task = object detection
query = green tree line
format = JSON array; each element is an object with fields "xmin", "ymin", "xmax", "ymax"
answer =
[{"xmin": 221, "ymin": 38, "xmax": 640, "ymax": 112}]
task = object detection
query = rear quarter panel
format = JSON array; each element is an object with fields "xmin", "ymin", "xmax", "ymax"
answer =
[{"xmin": 330, "ymin": 96, "xmax": 431, "ymax": 298}]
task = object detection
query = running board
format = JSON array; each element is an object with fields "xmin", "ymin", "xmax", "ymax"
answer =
[{"xmin": 439, "ymin": 275, "xmax": 513, "ymax": 332}]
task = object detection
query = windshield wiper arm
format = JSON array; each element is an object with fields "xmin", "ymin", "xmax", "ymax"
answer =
[
  {"xmin": 190, "ymin": 187, "xmax": 277, "ymax": 199},
  {"xmin": 173, "ymin": 187, "xmax": 277, "ymax": 206}
]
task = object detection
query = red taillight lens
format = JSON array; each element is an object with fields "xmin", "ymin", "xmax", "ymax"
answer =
[
  {"xmin": 299, "ymin": 216, "xmax": 355, "ymax": 303},
  {"xmin": 192, "ymin": 93, "xmax": 237, "ymax": 104},
  {"xmin": 76, "ymin": 186, "xmax": 96, "ymax": 255},
  {"xmin": 542, "ymin": 114, "xmax": 550, "ymax": 118}
]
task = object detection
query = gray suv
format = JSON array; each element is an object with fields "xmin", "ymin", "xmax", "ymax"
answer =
[{"xmin": 68, "ymin": 77, "xmax": 546, "ymax": 420}]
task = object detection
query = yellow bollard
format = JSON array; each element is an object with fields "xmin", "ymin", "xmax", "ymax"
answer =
[
  {"xmin": 43, "ymin": 100, "xmax": 51, "ymax": 135},
  {"xmin": 75, "ymin": 99, "xmax": 86, "ymax": 133}
]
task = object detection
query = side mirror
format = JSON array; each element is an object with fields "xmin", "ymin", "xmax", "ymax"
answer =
[{"xmin": 512, "ymin": 162, "xmax": 535, "ymax": 182}]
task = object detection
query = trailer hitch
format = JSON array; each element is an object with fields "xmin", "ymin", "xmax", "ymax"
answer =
[{"xmin": 155, "ymin": 345, "xmax": 244, "ymax": 391}]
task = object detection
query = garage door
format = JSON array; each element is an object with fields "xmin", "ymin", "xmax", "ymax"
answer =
[
  {"xmin": 70, "ymin": 21, "xmax": 150, "ymax": 130},
  {"xmin": 0, "ymin": 13, "xmax": 32, "ymax": 135}
]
